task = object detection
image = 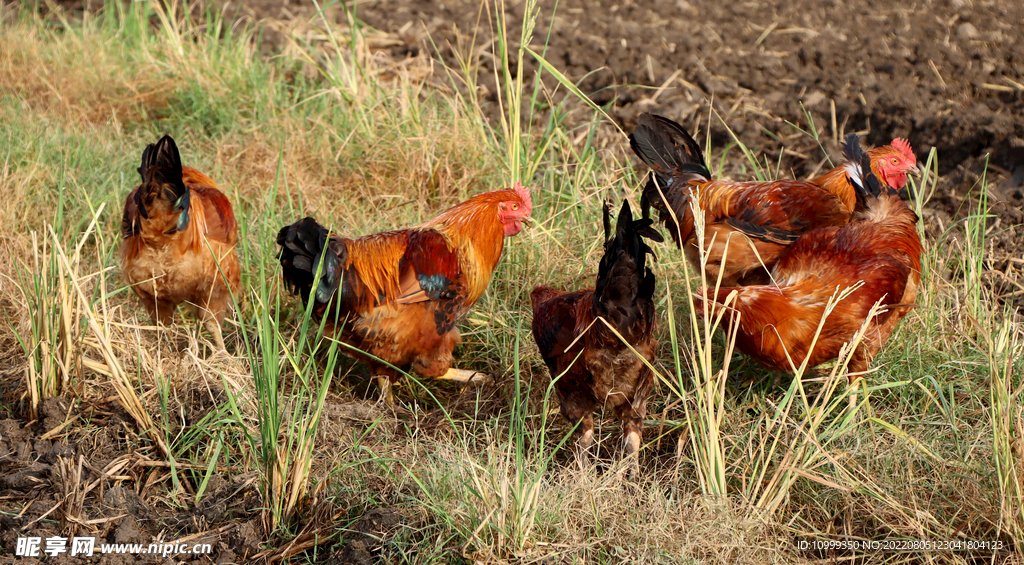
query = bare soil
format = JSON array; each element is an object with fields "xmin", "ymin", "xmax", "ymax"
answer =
[
  {"xmin": 0, "ymin": 392, "xmax": 415, "ymax": 564},
  {"xmin": 0, "ymin": 397, "xmax": 262, "ymax": 564},
  {"xmin": 353, "ymin": 0, "xmax": 1024, "ymax": 303},
  {"xmin": 235, "ymin": 0, "xmax": 1024, "ymax": 304}
]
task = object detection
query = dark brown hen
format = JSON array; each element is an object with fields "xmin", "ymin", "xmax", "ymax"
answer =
[{"xmin": 531, "ymin": 201, "xmax": 663, "ymax": 473}]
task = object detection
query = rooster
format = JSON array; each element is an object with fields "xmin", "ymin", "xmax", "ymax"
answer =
[
  {"xmin": 629, "ymin": 113, "xmax": 917, "ymax": 285},
  {"xmin": 277, "ymin": 184, "xmax": 533, "ymax": 404},
  {"xmin": 120, "ymin": 135, "xmax": 241, "ymax": 352},
  {"xmin": 695, "ymin": 134, "xmax": 922, "ymax": 379},
  {"xmin": 530, "ymin": 201, "xmax": 663, "ymax": 473}
]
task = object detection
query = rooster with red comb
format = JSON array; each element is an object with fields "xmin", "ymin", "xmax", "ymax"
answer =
[
  {"xmin": 277, "ymin": 183, "xmax": 533, "ymax": 404},
  {"xmin": 629, "ymin": 113, "xmax": 919, "ymax": 286}
]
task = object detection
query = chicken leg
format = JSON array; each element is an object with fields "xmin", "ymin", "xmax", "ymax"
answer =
[
  {"xmin": 203, "ymin": 318, "xmax": 227, "ymax": 353},
  {"xmin": 576, "ymin": 413, "xmax": 596, "ymax": 471},
  {"xmin": 621, "ymin": 418, "xmax": 642, "ymax": 479}
]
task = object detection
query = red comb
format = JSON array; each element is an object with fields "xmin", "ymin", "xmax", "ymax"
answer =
[
  {"xmin": 891, "ymin": 138, "xmax": 916, "ymax": 164},
  {"xmin": 511, "ymin": 181, "xmax": 533, "ymax": 208}
]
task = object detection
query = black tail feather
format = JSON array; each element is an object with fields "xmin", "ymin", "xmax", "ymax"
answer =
[
  {"xmin": 630, "ymin": 113, "xmax": 710, "ymax": 239},
  {"xmin": 276, "ymin": 217, "xmax": 344, "ymax": 306},
  {"xmin": 629, "ymin": 113, "xmax": 711, "ymax": 183},
  {"xmin": 630, "ymin": 113, "xmax": 711, "ymax": 216},
  {"xmin": 602, "ymin": 199, "xmax": 613, "ymax": 242},
  {"xmin": 593, "ymin": 201, "xmax": 663, "ymax": 337},
  {"xmin": 136, "ymin": 135, "xmax": 188, "ymax": 219}
]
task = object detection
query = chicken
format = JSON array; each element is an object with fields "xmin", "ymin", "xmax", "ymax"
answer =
[
  {"xmin": 695, "ymin": 134, "xmax": 922, "ymax": 379},
  {"xmin": 277, "ymin": 183, "xmax": 533, "ymax": 403},
  {"xmin": 120, "ymin": 135, "xmax": 241, "ymax": 352},
  {"xmin": 629, "ymin": 113, "xmax": 917, "ymax": 285},
  {"xmin": 530, "ymin": 201, "xmax": 663, "ymax": 472}
]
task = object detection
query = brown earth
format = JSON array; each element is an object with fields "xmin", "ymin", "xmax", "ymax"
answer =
[
  {"xmin": 53, "ymin": 0, "xmax": 1024, "ymax": 301},
  {"xmin": 0, "ymin": 397, "xmax": 264, "ymax": 564},
  {"xmin": 228, "ymin": 0, "xmax": 1024, "ymax": 305},
  {"xmin": 0, "ymin": 393, "xmax": 414, "ymax": 564}
]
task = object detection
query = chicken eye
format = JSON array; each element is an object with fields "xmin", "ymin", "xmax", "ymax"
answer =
[
  {"xmin": 891, "ymin": 157, "xmax": 899, "ymax": 165},
  {"xmin": 511, "ymin": 203, "xmax": 519, "ymax": 211}
]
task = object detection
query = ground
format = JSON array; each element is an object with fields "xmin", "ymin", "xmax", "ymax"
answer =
[
  {"xmin": 54, "ymin": 0, "xmax": 1024, "ymax": 301},
  {"xmin": 232, "ymin": 0, "xmax": 1024, "ymax": 305}
]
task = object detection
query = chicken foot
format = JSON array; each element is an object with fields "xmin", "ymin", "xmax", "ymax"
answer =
[
  {"xmin": 372, "ymin": 369, "xmax": 489, "ymax": 405},
  {"xmin": 621, "ymin": 418, "xmax": 642, "ymax": 479},
  {"xmin": 375, "ymin": 376, "xmax": 397, "ymax": 405},
  {"xmin": 434, "ymin": 368, "xmax": 491, "ymax": 383},
  {"xmin": 203, "ymin": 318, "xmax": 227, "ymax": 353}
]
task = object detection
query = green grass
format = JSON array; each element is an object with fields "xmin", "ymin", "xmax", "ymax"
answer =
[{"xmin": 0, "ymin": 1, "xmax": 1020, "ymax": 563}]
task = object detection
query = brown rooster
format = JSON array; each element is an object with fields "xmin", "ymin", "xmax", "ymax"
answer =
[
  {"xmin": 277, "ymin": 184, "xmax": 533, "ymax": 403},
  {"xmin": 695, "ymin": 134, "xmax": 922, "ymax": 379},
  {"xmin": 629, "ymin": 113, "xmax": 917, "ymax": 285},
  {"xmin": 531, "ymin": 201, "xmax": 663, "ymax": 473},
  {"xmin": 120, "ymin": 135, "xmax": 241, "ymax": 352}
]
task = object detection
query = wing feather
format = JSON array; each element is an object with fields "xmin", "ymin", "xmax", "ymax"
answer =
[{"xmin": 395, "ymin": 230, "xmax": 461, "ymax": 304}]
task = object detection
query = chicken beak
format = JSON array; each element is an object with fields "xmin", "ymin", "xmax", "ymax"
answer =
[
  {"xmin": 909, "ymin": 164, "xmax": 922, "ymax": 177},
  {"xmin": 521, "ymin": 216, "xmax": 534, "ymax": 227}
]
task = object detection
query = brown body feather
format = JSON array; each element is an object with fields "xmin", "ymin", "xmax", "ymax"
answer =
[
  {"xmin": 680, "ymin": 178, "xmax": 853, "ymax": 285},
  {"xmin": 531, "ymin": 287, "xmax": 658, "ymax": 456},
  {"xmin": 311, "ymin": 229, "xmax": 466, "ymax": 379}
]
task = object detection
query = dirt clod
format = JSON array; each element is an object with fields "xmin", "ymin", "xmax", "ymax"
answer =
[
  {"xmin": 114, "ymin": 515, "xmax": 146, "ymax": 544},
  {"xmin": 336, "ymin": 539, "xmax": 373, "ymax": 565},
  {"xmin": 104, "ymin": 485, "xmax": 152, "ymax": 520},
  {"xmin": 1, "ymin": 462, "xmax": 50, "ymax": 489},
  {"xmin": 226, "ymin": 519, "xmax": 263, "ymax": 560},
  {"xmin": 40, "ymin": 397, "xmax": 71, "ymax": 432}
]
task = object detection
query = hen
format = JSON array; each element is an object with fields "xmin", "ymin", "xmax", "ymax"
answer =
[
  {"xmin": 695, "ymin": 134, "xmax": 922, "ymax": 379},
  {"xmin": 277, "ymin": 184, "xmax": 533, "ymax": 403},
  {"xmin": 120, "ymin": 135, "xmax": 241, "ymax": 352},
  {"xmin": 629, "ymin": 113, "xmax": 917, "ymax": 285},
  {"xmin": 531, "ymin": 201, "xmax": 663, "ymax": 472}
]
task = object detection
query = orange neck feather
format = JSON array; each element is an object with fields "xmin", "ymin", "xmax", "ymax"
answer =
[
  {"xmin": 181, "ymin": 191, "xmax": 209, "ymax": 255},
  {"xmin": 340, "ymin": 232, "xmax": 408, "ymax": 311},
  {"xmin": 179, "ymin": 168, "xmax": 214, "ymax": 255},
  {"xmin": 422, "ymin": 191, "xmax": 513, "ymax": 304},
  {"xmin": 182, "ymin": 167, "xmax": 217, "ymax": 189},
  {"xmin": 332, "ymin": 190, "xmax": 520, "ymax": 313},
  {"xmin": 810, "ymin": 167, "xmax": 857, "ymax": 213}
]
